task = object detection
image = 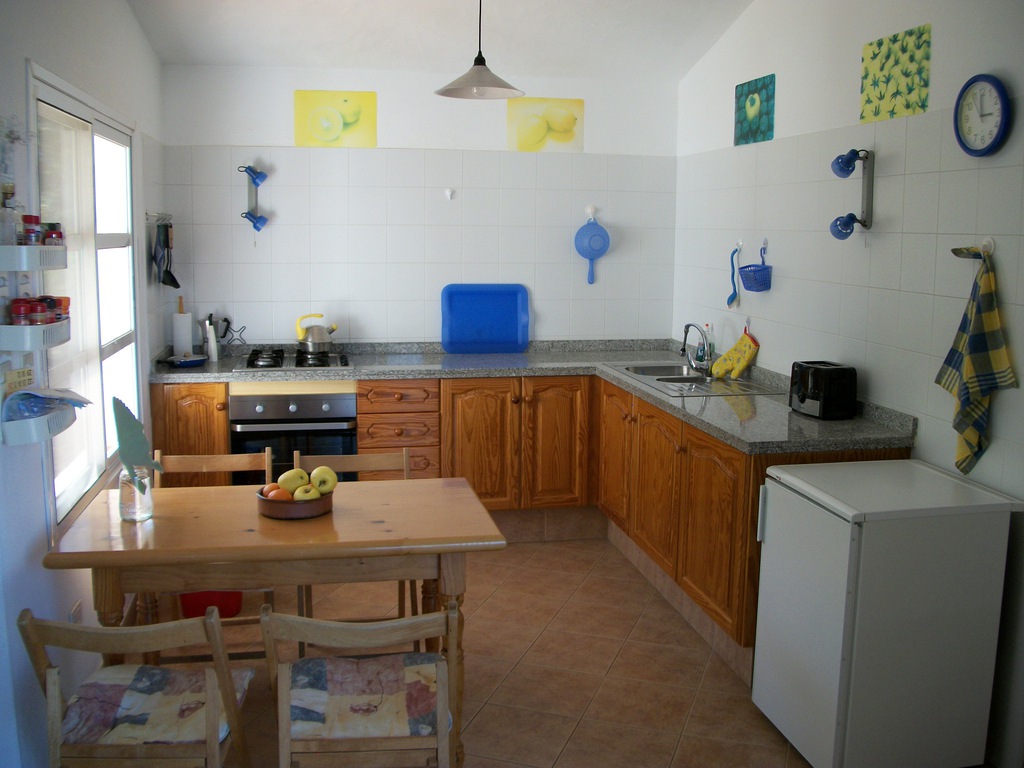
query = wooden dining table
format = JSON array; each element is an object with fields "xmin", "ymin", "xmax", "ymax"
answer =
[{"xmin": 43, "ymin": 476, "xmax": 506, "ymax": 765}]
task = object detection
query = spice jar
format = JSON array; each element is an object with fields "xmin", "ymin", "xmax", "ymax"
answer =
[
  {"xmin": 28, "ymin": 301, "xmax": 47, "ymax": 325},
  {"xmin": 10, "ymin": 302, "xmax": 30, "ymax": 326},
  {"xmin": 21, "ymin": 214, "xmax": 41, "ymax": 245}
]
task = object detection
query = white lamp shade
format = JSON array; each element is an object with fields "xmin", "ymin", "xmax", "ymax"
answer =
[{"xmin": 436, "ymin": 57, "xmax": 524, "ymax": 99}]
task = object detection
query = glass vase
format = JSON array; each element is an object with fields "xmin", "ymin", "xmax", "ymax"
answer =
[{"xmin": 118, "ymin": 466, "xmax": 154, "ymax": 522}]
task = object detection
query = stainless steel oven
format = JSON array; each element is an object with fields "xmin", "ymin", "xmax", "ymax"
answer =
[{"xmin": 228, "ymin": 349, "xmax": 357, "ymax": 480}]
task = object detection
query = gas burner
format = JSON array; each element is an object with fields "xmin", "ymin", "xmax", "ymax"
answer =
[
  {"xmin": 295, "ymin": 350, "xmax": 329, "ymax": 368},
  {"xmin": 247, "ymin": 348, "xmax": 285, "ymax": 368}
]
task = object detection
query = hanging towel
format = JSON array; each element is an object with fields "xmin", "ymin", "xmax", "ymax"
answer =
[
  {"xmin": 934, "ymin": 250, "xmax": 1017, "ymax": 473},
  {"xmin": 151, "ymin": 223, "xmax": 166, "ymax": 275}
]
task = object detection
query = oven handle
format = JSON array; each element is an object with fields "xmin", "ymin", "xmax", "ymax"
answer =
[{"xmin": 230, "ymin": 420, "xmax": 357, "ymax": 433}]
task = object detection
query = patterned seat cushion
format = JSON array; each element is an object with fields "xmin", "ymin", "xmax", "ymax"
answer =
[
  {"xmin": 62, "ymin": 664, "xmax": 255, "ymax": 746},
  {"xmin": 289, "ymin": 653, "xmax": 443, "ymax": 740}
]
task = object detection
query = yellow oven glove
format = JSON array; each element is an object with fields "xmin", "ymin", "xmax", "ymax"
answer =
[{"xmin": 711, "ymin": 329, "xmax": 760, "ymax": 379}]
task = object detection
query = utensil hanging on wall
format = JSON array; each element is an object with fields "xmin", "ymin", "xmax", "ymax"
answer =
[
  {"xmin": 574, "ymin": 205, "xmax": 610, "ymax": 284},
  {"xmin": 160, "ymin": 223, "xmax": 180, "ymax": 288}
]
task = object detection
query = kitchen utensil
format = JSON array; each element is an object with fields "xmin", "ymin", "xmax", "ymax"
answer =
[
  {"xmin": 739, "ymin": 238, "xmax": 772, "ymax": 292},
  {"xmin": 574, "ymin": 212, "xmax": 610, "ymax": 285},
  {"xmin": 160, "ymin": 223, "xmax": 180, "ymax": 288},
  {"xmin": 726, "ymin": 241, "xmax": 741, "ymax": 307},
  {"xmin": 295, "ymin": 313, "xmax": 338, "ymax": 352},
  {"xmin": 159, "ymin": 354, "xmax": 209, "ymax": 368},
  {"xmin": 441, "ymin": 283, "xmax": 529, "ymax": 353}
]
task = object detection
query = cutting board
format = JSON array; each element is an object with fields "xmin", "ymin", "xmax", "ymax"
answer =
[{"xmin": 441, "ymin": 284, "xmax": 529, "ymax": 353}]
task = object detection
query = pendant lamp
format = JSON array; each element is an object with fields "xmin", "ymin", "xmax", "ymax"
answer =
[{"xmin": 436, "ymin": 0, "xmax": 523, "ymax": 99}]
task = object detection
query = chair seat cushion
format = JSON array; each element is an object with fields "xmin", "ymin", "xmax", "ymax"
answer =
[
  {"xmin": 62, "ymin": 664, "xmax": 255, "ymax": 746},
  {"xmin": 290, "ymin": 653, "xmax": 442, "ymax": 740}
]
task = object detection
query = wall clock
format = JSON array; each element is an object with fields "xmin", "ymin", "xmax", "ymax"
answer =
[{"xmin": 953, "ymin": 74, "xmax": 1011, "ymax": 156}]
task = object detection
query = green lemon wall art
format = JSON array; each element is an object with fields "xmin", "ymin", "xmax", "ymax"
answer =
[
  {"xmin": 860, "ymin": 23, "xmax": 931, "ymax": 123},
  {"xmin": 295, "ymin": 90, "xmax": 377, "ymax": 148},
  {"xmin": 735, "ymin": 75, "xmax": 775, "ymax": 146}
]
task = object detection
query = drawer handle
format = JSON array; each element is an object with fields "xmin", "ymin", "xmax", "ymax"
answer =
[
  {"xmin": 394, "ymin": 393, "xmax": 403, "ymax": 401},
  {"xmin": 215, "ymin": 402, "xmax": 226, "ymax": 411},
  {"xmin": 394, "ymin": 428, "xmax": 404, "ymax": 436}
]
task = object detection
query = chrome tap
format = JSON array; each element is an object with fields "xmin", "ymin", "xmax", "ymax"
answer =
[{"xmin": 680, "ymin": 323, "xmax": 711, "ymax": 372}]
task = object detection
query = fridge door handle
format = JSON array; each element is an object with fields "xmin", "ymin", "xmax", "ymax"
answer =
[{"xmin": 756, "ymin": 483, "xmax": 767, "ymax": 542}]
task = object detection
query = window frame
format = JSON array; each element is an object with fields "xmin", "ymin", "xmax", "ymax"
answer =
[{"xmin": 28, "ymin": 62, "xmax": 150, "ymax": 546}]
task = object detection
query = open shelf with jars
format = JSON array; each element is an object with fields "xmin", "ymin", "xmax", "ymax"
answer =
[{"xmin": 1, "ymin": 243, "xmax": 76, "ymax": 445}]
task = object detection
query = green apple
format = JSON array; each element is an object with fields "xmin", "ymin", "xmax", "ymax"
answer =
[
  {"xmin": 338, "ymin": 98, "xmax": 362, "ymax": 125},
  {"xmin": 293, "ymin": 484, "xmax": 322, "ymax": 501},
  {"xmin": 310, "ymin": 465, "xmax": 338, "ymax": 494},
  {"xmin": 277, "ymin": 468, "xmax": 310, "ymax": 494}
]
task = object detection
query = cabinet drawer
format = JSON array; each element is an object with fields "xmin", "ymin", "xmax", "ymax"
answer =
[
  {"xmin": 358, "ymin": 412, "xmax": 440, "ymax": 447},
  {"xmin": 358, "ymin": 379, "xmax": 440, "ymax": 413},
  {"xmin": 358, "ymin": 446, "xmax": 441, "ymax": 480}
]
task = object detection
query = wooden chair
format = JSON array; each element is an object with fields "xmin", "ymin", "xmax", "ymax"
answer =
[
  {"xmin": 18, "ymin": 605, "xmax": 252, "ymax": 768},
  {"xmin": 292, "ymin": 449, "xmax": 417, "ymax": 628},
  {"xmin": 153, "ymin": 448, "xmax": 274, "ymax": 645},
  {"xmin": 260, "ymin": 602, "xmax": 456, "ymax": 768}
]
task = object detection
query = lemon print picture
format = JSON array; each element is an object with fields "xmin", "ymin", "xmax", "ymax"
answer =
[
  {"xmin": 295, "ymin": 90, "xmax": 377, "ymax": 148},
  {"xmin": 508, "ymin": 98, "xmax": 584, "ymax": 153}
]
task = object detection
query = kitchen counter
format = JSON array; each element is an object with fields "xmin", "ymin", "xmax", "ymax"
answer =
[{"xmin": 150, "ymin": 346, "xmax": 916, "ymax": 455}]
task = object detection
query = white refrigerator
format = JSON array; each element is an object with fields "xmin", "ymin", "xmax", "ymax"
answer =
[{"xmin": 752, "ymin": 460, "xmax": 1019, "ymax": 768}]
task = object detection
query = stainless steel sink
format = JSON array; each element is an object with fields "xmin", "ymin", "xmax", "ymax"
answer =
[
  {"xmin": 624, "ymin": 365, "xmax": 707, "ymax": 380},
  {"xmin": 607, "ymin": 362, "xmax": 787, "ymax": 398}
]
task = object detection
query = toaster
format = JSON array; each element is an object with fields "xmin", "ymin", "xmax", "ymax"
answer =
[{"xmin": 789, "ymin": 361, "xmax": 858, "ymax": 420}]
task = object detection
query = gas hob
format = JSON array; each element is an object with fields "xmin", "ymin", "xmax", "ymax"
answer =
[{"xmin": 232, "ymin": 348, "xmax": 350, "ymax": 372}]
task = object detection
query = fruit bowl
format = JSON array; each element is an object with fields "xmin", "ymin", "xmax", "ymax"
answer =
[{"xmin": 256, "ymin": 490, "xmax": 333, "ymax": 520}]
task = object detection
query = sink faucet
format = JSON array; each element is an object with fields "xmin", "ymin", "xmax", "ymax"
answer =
[{"xmin": 680, "ymin": 323, "xmax": 711, "ymax": 372}]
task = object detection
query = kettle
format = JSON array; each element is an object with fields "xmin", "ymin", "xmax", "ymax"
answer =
[{"xmin": 295, "ymin": 313, "xmax": 337, "ymax": 352}]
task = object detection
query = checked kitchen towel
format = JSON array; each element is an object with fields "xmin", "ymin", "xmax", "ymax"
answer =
[{"xmin": 935, "ymin": 249, "xmax": 1017, "ymax": 473}]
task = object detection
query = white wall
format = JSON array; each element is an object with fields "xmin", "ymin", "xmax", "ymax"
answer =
[
  {"xmin": 0, "ymin": 3, "xmax": 162, "ymax": 767},
  {"xmin": 673, "ymin": 1, "xmax": 1024, "ymax": 764}
]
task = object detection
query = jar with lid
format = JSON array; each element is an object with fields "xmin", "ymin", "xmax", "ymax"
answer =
[
  {"xmin": 118, "ymin": 466, "xmax": 154, "ymax": 522},
  {"xmin": 28, "ymin": 301, "xmax": 47, "ymax": 325},
  {"xmin": 10, "ymin": 302, "xmax": 30, "ymax": 326}
]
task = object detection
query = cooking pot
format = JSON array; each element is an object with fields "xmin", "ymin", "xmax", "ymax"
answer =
[{"xmin": 295, "ymin": 313, "xmax": 337, "ymax": 352}]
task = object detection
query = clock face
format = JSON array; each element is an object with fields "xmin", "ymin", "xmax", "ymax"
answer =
[{"xmin": 955, "ymin": 75, "xmax": 1010, "ymax": 156}]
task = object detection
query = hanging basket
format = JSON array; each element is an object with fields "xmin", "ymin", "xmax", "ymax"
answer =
[{"xmin": 739, "ymin": 243, "xmax": 772, "ymax": 292}]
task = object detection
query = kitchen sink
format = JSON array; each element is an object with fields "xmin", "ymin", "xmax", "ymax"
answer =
[
  {"xmin": 607, "ymin": 363, "xmax": 787, "ymax": 398},
  {"xmin": 623, "ymin": 365, "xmax": 708, "ymax": 380}
]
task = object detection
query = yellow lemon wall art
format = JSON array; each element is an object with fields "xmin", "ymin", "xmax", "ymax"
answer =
[
  {"xmin": 860, "ymin": 24, "xmax": 930, "ymax": 123},
  {"xmin": 507, "ymin": 98, "xmax": 584, "ymax": 153},
  {"xmin": 295, "ymin": 90, "xmax": 377, "ymax": 148}
]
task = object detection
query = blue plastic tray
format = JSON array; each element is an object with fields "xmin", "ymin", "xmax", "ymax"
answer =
[{"xmin": 441, "ymin": 284, "xmax": 530, "ymax": 353}]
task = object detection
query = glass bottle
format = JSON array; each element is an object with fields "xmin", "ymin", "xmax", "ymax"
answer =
[{"xmin": 118, "ymin": 466, "xmax": 154, "ymax": 522}]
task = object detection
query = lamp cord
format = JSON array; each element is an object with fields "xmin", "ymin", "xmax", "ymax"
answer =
[{"xmin": 477, "ymin": 0, "xmax": 483, "ymax": 56}]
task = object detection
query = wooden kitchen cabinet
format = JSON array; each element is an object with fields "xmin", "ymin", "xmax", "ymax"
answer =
[
  {"xmin": 595, "ymin": 378, "xmax": 683, "ymax": 573},
  {"xmin": 441, "ymin": 376, "xmax": 589, "ymax": 510},
  {"xmin": 357, "ymin": 379, "xmax": 441, "ymax": 479},
  {"xmin": 676, "ymin": 427, "xmax": 749, "ymax": 639},
  {"xmin": 149, "ymin": 383, "xmax": 230, "ymax": 486}
]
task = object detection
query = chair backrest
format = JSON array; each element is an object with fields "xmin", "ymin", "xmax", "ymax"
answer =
[
  {"xmin": 153, "ymin": 448, "xmax": 273, "ymax": 488},
  {"xmin": 292, "ymin": 447, "xmax": 411, "ymax": 479},
  {"xmin": 17, "ymin": 606, "xmax": 250, "ymax": 768},
  {"xmin": 259, "ymin": 602, "xmax": 457, "ymax": 767}
]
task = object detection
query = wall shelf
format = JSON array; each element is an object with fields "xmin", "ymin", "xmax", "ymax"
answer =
[
  {"xmin": 0, "ymin": 318, "xmax": 71, "ymax": 351},
  {"xmin": 0, "ymin": 244, "xmax": 68, "ymax": 271},
  {"xmin": 1, "ymin": 402, "xmax": 76, "ymax": 446}
]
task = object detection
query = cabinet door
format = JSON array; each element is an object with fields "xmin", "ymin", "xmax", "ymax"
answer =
[
  {"xmin": 153, "ymin": 383, "xmax": 230, "ymax": 486},
  {"xmin": 521, "ymin": 376, "xmax": 589, "ymax": 508},
  {"xmin": 631, "ymin": 398, "xmax": 684, "ymax": 574},
  {"xmin": 441, "ymin": 378, "xmax": 521, "ymax": 510},
  {"xmin": 677, "ymin": 428, "xmax": 749, "ymax": 633},
  {"xmin": 596, "ymin": 379, "xmax": 633, "ymax": 530}
]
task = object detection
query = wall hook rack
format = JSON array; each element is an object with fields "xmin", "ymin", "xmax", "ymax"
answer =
[{"xmin": 828, "ymin": 149, "xmax": 874, "ymax": 240}]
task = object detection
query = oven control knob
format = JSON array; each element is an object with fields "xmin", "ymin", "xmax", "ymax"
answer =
[
  {"xmin": 255, "ymin": 403, "xmax": 264, "ymax": 414},
  {"xmin": 321, "ymin": 402, "xmax": 331, "ymax": 412},
  {"xmin": 289, "ymin": 402, "xmax": 298, "ymax": 413}
]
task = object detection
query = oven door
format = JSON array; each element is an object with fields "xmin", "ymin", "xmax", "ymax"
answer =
[{"xmin": 230, "ymin": 420, "xmax": 357, "ymax": 482}]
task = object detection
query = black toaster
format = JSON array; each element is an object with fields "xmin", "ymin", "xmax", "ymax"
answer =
[{"xmin": 789, "ymin": 361, "xmax": 858, "ymax": 420}]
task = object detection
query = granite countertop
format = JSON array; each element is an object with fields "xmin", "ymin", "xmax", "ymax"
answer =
[{"xmin": 150, "ymin": 343, "xmax": 916, "ymax": 456}]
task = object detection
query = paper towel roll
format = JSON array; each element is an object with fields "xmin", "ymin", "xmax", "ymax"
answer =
[{"xmin": 172, "ymin": 312, "xmax": 193, "ymax": 357}]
